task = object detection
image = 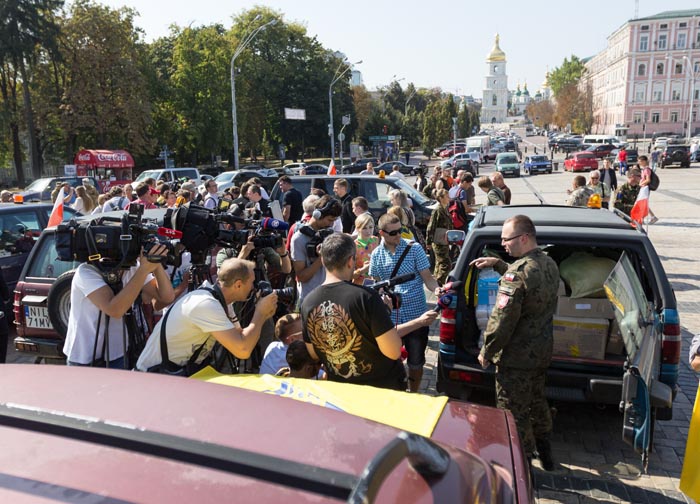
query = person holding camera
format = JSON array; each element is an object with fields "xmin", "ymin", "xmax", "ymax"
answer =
[
  {"xmin": 136, "ymin": 258, "xmax": 278, "ymax": 374},
  {"xmin": 302, "ymin": 233, "xmax": 437, "ymax": 390},
  {"xmin": 63, "ymin": 244, "xmax": 175, "ymax": 368},
  {"xmin": 368, "ymin": 213, "xmax": 441, "ymax": 392},
  {"xmin": 290, "ymin": 195, "xmax": 342, "ymax": 303}
]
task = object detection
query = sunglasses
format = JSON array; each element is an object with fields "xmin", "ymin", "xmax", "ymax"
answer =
[{"xmin": 381, "ymin": 229, "xmax": 402, "ymax": 236}]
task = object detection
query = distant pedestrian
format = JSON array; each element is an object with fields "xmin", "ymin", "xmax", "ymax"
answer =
[
  {"xmin": 614, "ymin": 169, "xmax": 642, "ymax": 217},
  {"xmin": 477, "ymin": 176, "xmax": 505, "ymax": 206},
  {"xmin": 617, "ymin": 146, "xmax": 628, "ymax": 175},
  {"xmin": 599, "ymin": 159, "xmax": 618, "ymax": 192},
  {"xmin": 404, "ymin": 152, "xmax": 410, "ymax": 164},
  {"xmin": 587, "ymin": 170, "xmax": 611, "ymax": 209},
  {"xmin": 426, "ymin": 189, "xmax": 452, "ymax": 284},
  {"xmin": 490, "ymin": 172, "xmax": 511, "ymax": 205}
]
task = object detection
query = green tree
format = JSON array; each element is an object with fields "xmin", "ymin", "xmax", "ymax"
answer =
[
  {"xmin": 0, "ymin": 0, "xmax": 64, "ymax": 182},
  {"xmin": 549, "ymin": 55, "xmax": 587, "ymax": 97}
]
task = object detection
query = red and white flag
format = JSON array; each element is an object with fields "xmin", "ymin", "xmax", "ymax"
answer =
[
  {"xmin": 630, "ymin": 186, "xmax": 650, "ymax": 224},
  {"xmin": 47, "ymin": 188, "xmax": 65, "ymax": 228},
  {"xmin": 327, "ymin": 159, "xmax": 336, "ymax": 175}
]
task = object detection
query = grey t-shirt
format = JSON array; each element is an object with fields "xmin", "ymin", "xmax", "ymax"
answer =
[{"xmin": 290, "ymin": 228, "xmax": 326, "ymax": 302}]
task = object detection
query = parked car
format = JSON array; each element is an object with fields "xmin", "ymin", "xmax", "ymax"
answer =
[
  {"xmin": 0, "ymin": 365, "xmax": 533, "ymax": 503},
  {"xmin": 340, "ymin": 158, "xmax": 380, "ymax": 175},
  {"xmin": 653, "ymin": 137, "xmax": 669, "ymax": 149},
  {"xmin": 494, "ymin": 152, "xmax": 520, "ymax": 178},
  {"xmin": 270, "ymin": 175, "xmax": 436, "ymax": 232},
  {"xmin": 564, "ymin": 152, "xmax": 598, "ymax": 172},
  {"xmin": 436, "ymin": 205, "xmax": 679, "ymax": 467},
  {"xmin": 20, "ymin": 176, "xmax": 101, "ymax": 202},
  {"xmin": 231, "ymin": 169, "xmax": 288, "ymax": 193},
  {"xmin": 284, "ymin": 162, "xmax": 308, "ymax": 174},
  {"xmin": 523, "ymin": 155, "xmax": 553, "ymax": 175},
  {"xmin": 660, "ymin": 145, "xmax": 691, "ymax": 168},
  {"xmin": 483, "ymin": 145, "xmax": 505, "ymax": 162},
  {"xmin": 197, "ymin": 171, "xmax": 238, "ymax": 195},
  {"xmin": 302, "ymin": 164, "xmax": 331, "ymax": 175},
  {"xmin": 584, "ymin": 144, "xmax": 616, "ymax": 159},
  {"xmin": 441, "ymin": 152, "xmax": 480, "ymax": 171},
  {"xmin": 374, "ymin": 161, "xmax": 422, "ymax": 176},
  {"xmin": 0, "ymin": 203, "xmax": 78, "ymax": 295},
  {"xmin": 134, "ymin": 167, "xmax": 203, "ymax": 186},
  {"xmin": 502, "ymin": 141, "xmax": 516, "ymax": 152},
  {"xmin": 610, "ymin": 148, "xmax": 639, "ymax": 170},
  {"xmin": 453, "ymin": 158, "xmax": 478, "ymax": 176},
  {"xmin": 439, "ymin": 145, "xmax": 466, "ymax": 158}
]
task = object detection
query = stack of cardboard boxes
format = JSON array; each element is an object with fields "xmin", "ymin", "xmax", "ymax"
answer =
[{"xmin": 552, "ymin": 280, "xmax": 624, "ymax": 360}]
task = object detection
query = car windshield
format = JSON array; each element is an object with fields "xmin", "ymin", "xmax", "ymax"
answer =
[
  {"xmin": 134, "ymin": 170, "xmax": 161, "ymax": 182},
  {"xmin": 393, "ymin": 178, "xmax": 431, "ymax": 204},
  {"xmin": 530, "ymin": 156, "xmax": 548, "ymax": 162},
  {"xmin": 214, "ymin": 172, "xmax": 236, "ymax": 183},
  {"xmin": 24, "ymin": 178, "xmax": 52, "ymax": 193},
  {"xmin": 499, "ymin": 156, "xmax": 518, "ymax": 164}
]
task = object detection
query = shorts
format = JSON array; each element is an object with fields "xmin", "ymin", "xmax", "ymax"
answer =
[{"xmin": 403, "ymin": 326, "xmax": 429, "ymax": 370}]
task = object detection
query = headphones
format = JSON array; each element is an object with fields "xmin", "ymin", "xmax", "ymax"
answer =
[{"xmin": 312, "ymin": 198, "xmax": 336, "ymax": 220}]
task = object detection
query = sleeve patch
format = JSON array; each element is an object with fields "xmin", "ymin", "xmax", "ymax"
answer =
[
  {"xmin": 504, "ymin": 273, "xmax": 516, "ymax": 282},
  {"xmin": 497, "ymin": 293, "xmax": 510, "ymax": 309},
  {"xmin": 498, "ymin": 285, "xmax": 515, "ymax": 295}
]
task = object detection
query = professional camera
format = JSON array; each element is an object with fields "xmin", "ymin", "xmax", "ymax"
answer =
[
  {"xmin": 256, "ymin": 280, "xmax": 297, "ymax": 307},
  {"xmin": 55, "ymin": 204, "xmax": 182, "ymax": 269},
  {"xmin": 297, "ymin": 225, "xmax": 334, "ymax": 259},
  {"xmin": 367, "ymin": 272, "xmax": 416, "ymax": 310}
]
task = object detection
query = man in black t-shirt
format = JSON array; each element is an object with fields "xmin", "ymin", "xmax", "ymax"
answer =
[
  {"xmin": 301, "ymin": 234, "xmax": 436, "ymax": 390},
  {"xmin": 278, "ymin": 175, "xmax": 303, "ymax": 223},
  {"xmin": 333, "ymin": 179, "xmax": 355, "ymax": 233}
]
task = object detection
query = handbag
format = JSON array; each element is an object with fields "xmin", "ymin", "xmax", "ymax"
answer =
[{"xmin": 433, "ymin": 227, "xmax": 449, "ymax": 246}]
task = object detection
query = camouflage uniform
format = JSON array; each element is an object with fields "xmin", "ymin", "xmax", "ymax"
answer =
[
  {"xmin": 566, "ymin": 185, "xmax": 594, "ymax": 207},
  {"xmin": 479, "ymin": 248, "xmax": 559, "ymax": 455},
  {"xmin": 614, "ymin": 183, "xmax": 640, "ymax": 216},
  {"xmin": 426, "ymin": 204, "xmax": 452, "ymax": 284}
]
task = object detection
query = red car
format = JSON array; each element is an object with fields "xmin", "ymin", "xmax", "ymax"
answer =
[
  {"xmin": 0, "ymin": 365, "xmax": 533, "ymax": 503},
  {"xmin": 439, "ymin": 145, "xmax": 466, "ymax": 158},
  {"xmin": 564, "ymin": 151, "xmax": 599, "ymax": 172}
]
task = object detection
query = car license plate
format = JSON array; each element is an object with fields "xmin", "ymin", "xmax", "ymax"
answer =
[{"xmin": 24, "ymin": 306, "xmax": 52, "ymax": 329}]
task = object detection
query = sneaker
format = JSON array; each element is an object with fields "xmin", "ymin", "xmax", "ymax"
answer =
[
  {"xmin": 648, "ymin": 216, "xmax": 659, "ymax": 225},
  {"xmin": 535, "ymin": 439, "xmax": 555, "ymax": 471}
]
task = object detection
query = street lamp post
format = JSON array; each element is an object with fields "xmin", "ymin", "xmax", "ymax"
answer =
[
  {"xmin": 230, "ymin": 18, "xmax": 276, "ymax": 171},
  {"xmin": 329, "ymin": 59, "xmax": 361, "ymax": 163}
]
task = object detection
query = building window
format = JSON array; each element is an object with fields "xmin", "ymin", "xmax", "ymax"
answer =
[
  {"xmin": 638, "ymin": 63, "xmax": 646, "ymax": 76},
  {"xmin": 679, "ymin": 22, "xmax": 687, "ymax": 28},
  {"xmin": 492, "ymin": 95, "xmax": 497, "ymax": 106},
  {"xmin": 634, "ymin": 87, "xmax": 645, "ymax": 103},
  {"xmin": 660, "ymin": 24, "xmax": 668, "ymax": 30},
  {"xmin": 633, "ymin": 112, "xmax": 643, "ymax": 123},
  {"xmin": 670, "ymin": 111, "xmax": 679, "ymax": 122},
  {"xmin": 675, "ymin": 63, "xmax": 683, "ymax": 74},
  {"xmin": 695, "ymin": 61, "xmax": 700, "ymax": 73},
  {"xmin": 641, "ymin": 25, "xmax": 649, "ymax": 31},
  {"xmin": 640, "ymin": 35, "xmax": 648, "ymax": 51},
  {"xmin": 656, "ymin": 62, "xmax": 664, "ymax": 75},
  {"xmin": 677, "ymin": 33, "xmax": 687, "ymax": 49},
  {"xmin": 658, "ymin": 34, "xmax": 667, "ymax": 49},
  {"xmin": 652, "ymin": 86, "xmax": 663, "ymax": 102},
  {"xmin": 651, "ymin": 112, "xmax": 660, "ymax": 123},
  {"xmin": 696, "ymin": 89, "xmax": 699, "ymax": 100},
  {"xmin": 672, "ymin": 88, "xmax": 681, "ymax": 101}
]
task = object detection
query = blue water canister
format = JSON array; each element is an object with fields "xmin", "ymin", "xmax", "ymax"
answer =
[{"xmin": 477, "ymin": 267, "xmax": 500, "ymax": 305}]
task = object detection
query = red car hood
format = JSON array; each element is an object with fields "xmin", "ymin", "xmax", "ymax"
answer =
[{"xmin": 0, "ymin": 366, "xmax": 528, "ymax": 503}]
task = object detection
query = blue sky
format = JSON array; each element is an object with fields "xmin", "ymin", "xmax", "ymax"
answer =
[{"xmin": 91, "ymin": 0, "xmax": 699, "ymax": 96}]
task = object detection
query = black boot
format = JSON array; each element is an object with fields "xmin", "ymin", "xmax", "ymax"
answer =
[{"xmin": 535, "ymin": 438, "xmax": 555, "ymax": 471}]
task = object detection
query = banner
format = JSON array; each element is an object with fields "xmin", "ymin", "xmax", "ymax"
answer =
[
  {"xmin": 680, "ymin": 387, "xmax": 700, "ymax": 501},
  {"xmin": 191, "ymin": 368, "xmax": 448, "ymax": 437}
]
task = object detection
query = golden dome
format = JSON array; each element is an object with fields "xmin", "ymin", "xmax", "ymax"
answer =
[{"xmin": 487, "ymin": 34, "xmax": 506, "ymax": 62}]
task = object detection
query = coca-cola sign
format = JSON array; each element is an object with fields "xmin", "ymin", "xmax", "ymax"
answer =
[{"xmin": 96, "ymin": 153, "xmax": 128, "ymax": 162}]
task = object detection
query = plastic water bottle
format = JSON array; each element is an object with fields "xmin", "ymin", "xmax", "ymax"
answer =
[{"xmin": 477, "ymin": 268, "xmax": 500, "ymax": 306}]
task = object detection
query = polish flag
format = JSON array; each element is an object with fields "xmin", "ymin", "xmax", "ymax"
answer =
[
  {"xmin": 327, "ymin": 159, "xmax": 336, "ymax": 175},
  {"xmin": 47, "ymin": 188, "xmax": 65, "ymax": 228},
  {"xmin": 630, "ymin": 186, "xmax": 650, "ymax": 224}
]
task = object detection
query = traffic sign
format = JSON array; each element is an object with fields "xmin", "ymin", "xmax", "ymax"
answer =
[
  {"xmin": 369, "ymin": 135, "xmax": 402, "ymax": 142},
  {"xmin": 338, "ymin": 133, "xmax": 345, "ymax": 141}
]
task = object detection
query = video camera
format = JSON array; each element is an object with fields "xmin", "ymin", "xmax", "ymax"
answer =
[
  {"xmin": 367, "ymin": 272, "xmax": 416, "ymax": 310},
  {"xmin": 55, "ymin": 204, "xmax": 183, "ymax": 269},
  {"xmin": 297, "ymin": 225, "xmax": 335, "ymax": 260},
  {"xmin": 162, "ymin": 204, "xmax": 288, "ymax": 264}
]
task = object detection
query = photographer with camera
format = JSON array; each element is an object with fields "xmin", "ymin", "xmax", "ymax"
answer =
[
  {"xmin": 290, "ymin": 195, "xmax": 342, "ymax": 303},
  {"xmin": 302, "ymin": 234, "xmax": 437, "ymax": 390},
  {"xmin": 368, "ymin": 213, "xmax": 441, "ymax": 392},
  {"xmin": 63, "ymin": 244, "xmax": 175, "ymax": 368},
  {"xmin": 136, "ymin": 258, "xmax": 278, "ymax": 374}
]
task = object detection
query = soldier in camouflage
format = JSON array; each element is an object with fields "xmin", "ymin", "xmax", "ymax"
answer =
[
  {"xmin": 565, "ymin": 175, "xmax": 595, "ymax": 207},
  {"xmin": 470, "ymin": 215, "xmax": 560, "ymax": 471},
  {"xmin": 614, "ymin": 168, "xmax": 642, "ymax": 216}
]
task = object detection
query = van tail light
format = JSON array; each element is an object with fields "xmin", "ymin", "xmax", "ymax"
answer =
[
  {"xmin": 661, "ymin": 309, "xmax": 681, "ymax": 365},
  {"xmin": 439, "ymin": 307, "xmax": 457, "ymax": 345},
  {"xmin": 13, "ymin": 290, "xmax": 24, "ymax": 329}
]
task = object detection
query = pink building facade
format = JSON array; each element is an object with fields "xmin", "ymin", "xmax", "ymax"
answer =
[{"xmin": 586, "ymin": 10, "xmax": 700, "ymax": 140}]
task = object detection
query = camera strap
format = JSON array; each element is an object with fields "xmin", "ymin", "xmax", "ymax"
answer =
[{"xmin": 390, "ymin": 241, "xmax": 415, "ymax": 279}]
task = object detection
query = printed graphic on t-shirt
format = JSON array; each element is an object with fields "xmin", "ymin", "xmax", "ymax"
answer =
[{"xmin": 306, "ymin": 300, "xmax": 372, "ymax": 379}]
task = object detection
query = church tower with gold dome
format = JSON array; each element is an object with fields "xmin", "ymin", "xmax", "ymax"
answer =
[{"xmin": 480, "ymin": 34, "xmax": 509, "ymax": 124}]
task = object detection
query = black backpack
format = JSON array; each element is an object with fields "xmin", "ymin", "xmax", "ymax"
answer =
[{"xmin": 649, "ymin": 170, "xmax": 660, "ymax": 191}]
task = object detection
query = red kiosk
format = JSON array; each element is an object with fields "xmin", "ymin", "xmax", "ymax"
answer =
[{"xmin": 74, "ymin": 149, "xmax": 134, "ymax": 193}]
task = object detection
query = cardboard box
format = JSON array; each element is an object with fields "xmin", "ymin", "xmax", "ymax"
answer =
[
  {"xmin": 606, "ymin": 318, "xmax": 625, "ymax": 355},
  {"xmin": 556, "ymin": 296, "xmax": 614, "ymax": 319},
  {"xmin": 557, "ymin": 279, "xmax": 566, "ymax": 296},
  {"xmin": 553, "ymin": 316, "xmax": 609, "ymax": 360}
]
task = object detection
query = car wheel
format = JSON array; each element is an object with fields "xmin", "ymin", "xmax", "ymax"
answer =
[
  {"xmin": 548, "ymin": 169, "xmax": 552, "ymax": 174},
  {"xmin": 47, "ymin": 269, "xmax": 76, "ymax": 342}
]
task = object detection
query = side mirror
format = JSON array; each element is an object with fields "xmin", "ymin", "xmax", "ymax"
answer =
[{"xmin": 446, "ymin": 230, "xmax": 465, "ymax": 244}]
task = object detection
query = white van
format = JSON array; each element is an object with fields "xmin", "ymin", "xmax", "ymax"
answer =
[
  {"xmin": 134, "ymin": 167, "xmax": 203, "ymax": 185},
  {"xmin": 582, "ymin": 135, "xmax": 619, "ymax": 145}
]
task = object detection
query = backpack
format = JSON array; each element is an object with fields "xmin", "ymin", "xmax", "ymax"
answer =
[
  {"xmin": 649, "ymin": 170, "xmax": 660, "ymax": 191},
  {"xmin": 448, "ymin": 196, "xmax": 469, "ymax": 230}
]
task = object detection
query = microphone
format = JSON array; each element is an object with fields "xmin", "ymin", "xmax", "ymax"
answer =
[
  {"xmin": 157, "ymin": 227, "xmax": 183, "ymax": 239},
  {"xmin": 259, "ymin": 217, "xmax": 290, "ymax": 231},
  {"xmin": 432, "ymin": 281, "xmax": 462, "ymax": 312}
]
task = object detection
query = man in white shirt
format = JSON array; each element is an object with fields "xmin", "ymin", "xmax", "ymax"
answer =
[
  {"xmin": 137, "ymin": 258, "xmax": 278, "ymax": 373},
  {"xmin": 63, "ymin": 245, "xmax": 175, "ymax": 368},
  {"xmin": 390, "ymin": 164, "xmax": 405, "ymax": 179},
  {"xmin": 203, "ymin": 179, "xmax": 219, "ymax": 209}
]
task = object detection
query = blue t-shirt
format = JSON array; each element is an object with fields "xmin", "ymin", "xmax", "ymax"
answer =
[{"xmin": 368, "ymin": 239, "xmax": 430, "ymax": 325}]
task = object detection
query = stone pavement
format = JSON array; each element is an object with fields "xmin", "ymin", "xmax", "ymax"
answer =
[{"xmin": 414, "ymin": 144, "xmax": 699, "ymax": 503}]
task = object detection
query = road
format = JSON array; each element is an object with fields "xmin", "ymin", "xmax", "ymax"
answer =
[{"xmin": 416, "ymin": 129, "xmax": 699, "ymax": 503}]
